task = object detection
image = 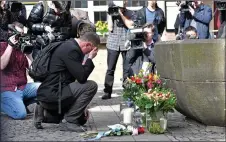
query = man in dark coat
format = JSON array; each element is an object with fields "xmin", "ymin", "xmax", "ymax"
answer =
[{"xmin": 34, "ymin": 32, "xmax": 100, "ymax": 132}]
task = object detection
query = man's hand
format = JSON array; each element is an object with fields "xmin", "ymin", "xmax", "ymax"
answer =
[
  {"xmin": 189, "ymin": 6, "xmax": 195, "ymax": 16},
  {"xmin": 8, "ymin": 35, "xmax": 19, "ymax": 47},
  {"xmin": 8, "ymin": 35, "xmax": 18, "ymax": 45},
  {"xmin": 88, "ymin": 47, "xmax": 98, "ymax": 59},
  {"xmin": 118, "ymin": 8, "xmax": 123, "ymax": 16}
]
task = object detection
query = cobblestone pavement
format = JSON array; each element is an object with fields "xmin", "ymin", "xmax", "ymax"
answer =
[{"xmin": 1, "ymin": 86, "xmax": 225, "ymax": 141}]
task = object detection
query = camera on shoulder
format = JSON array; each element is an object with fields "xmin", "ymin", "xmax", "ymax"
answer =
[
  {"xmin": 126, "ymin": 18, "xmax": 147, "ymax": 49},
  {"xmin": 108, "ymin": 6, "xmax": 125, "ymax": 17}
]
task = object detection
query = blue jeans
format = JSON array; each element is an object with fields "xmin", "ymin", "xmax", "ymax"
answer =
[{"xmin": 1, "ymin": 83, "xmax": 41, "ymax": 119}]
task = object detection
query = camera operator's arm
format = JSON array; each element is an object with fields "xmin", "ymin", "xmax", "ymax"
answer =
[
  {"xmin": 0, "ymin": 36, "xmax": 16, "ymax": 70},
  {"xmin": 107, "ymin": 14, "xmax": 113, "ymax": 32},
  {"xmin": 25, "ymin": 53, "xmax": 33, "ymax": 67},
  {"xmin": 119, "ymin": 9, "xmax": 135, "ymax": 29},
  {"xmin": 191, "ymin": 6, "xmax": 212, "ymax": 24}
]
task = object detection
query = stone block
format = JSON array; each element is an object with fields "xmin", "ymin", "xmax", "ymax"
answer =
[
  {"xmin": 155, "ymin": 39, "xmax": 226, "ymax": 127},
  {"xmin": 155, "ymin": 39, "xmax": 225, "ymax": 81},
  {"xmin": 167, "ymin": 80, "xmax": 225, "ymax": 126}
]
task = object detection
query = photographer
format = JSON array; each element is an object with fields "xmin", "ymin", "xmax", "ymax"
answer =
[
  {"xmin": 102, "ymin": 0, "xmax": 136, "ymax": 100},
  {"xmin": 184, "ymin": 26, "xmax": 198, "ymax": 39},
  {"xmin": 27, "ymin": 1, "xmax": 72, "ymax": 59},
  {"xmin": 123, "ymin": 1, "xmax": 166, "ymax": 85},
  {"xmin": 142, "ymin": 23, "xmax": 156, "ymax": 74},
  {"xmin": 0, "ymin": 1, "xmax": 26, "ymax": 42},
  {"xmin": 179, "ymin": 1, "xmax": 212, "ymax": 39},
  {"xmin": 0, "ymin": 22, "xmax": 40, "ymax": 120}
]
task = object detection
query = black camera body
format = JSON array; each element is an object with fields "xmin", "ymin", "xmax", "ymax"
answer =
[
  {"xmin": 177, "ymin": 1, "xmax": 194, "ymax": 12},
  {"xmin": 108, "ymin": 6, "xmax": 125, "ymax": 17},
  {"xmin": 216, "ymin": 0, "xmax": 226, "ymax": 10},
  {"xmin": 126, "ymin": 19, "xmax": 146, "ymax": 49},
  {"xmin": 8, "ymin": 24, "xmax": 34, "ymax": 54}
]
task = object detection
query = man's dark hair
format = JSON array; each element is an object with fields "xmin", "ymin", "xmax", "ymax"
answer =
[
  {"xmin": 79, "ymin": 32, "xmax": 101, "ymax": 47},
  {"xmin": 143, "ymin": 23, "xmax": 155, "ymax": 41},
  {"xmin": 184, "ymin": 26, "xmax": 197, "ymax": 34}
]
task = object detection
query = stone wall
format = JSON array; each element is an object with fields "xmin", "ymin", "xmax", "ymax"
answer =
[{"xmin": 154, "ymin": 39, "xmax": 226, "ymax": 127}]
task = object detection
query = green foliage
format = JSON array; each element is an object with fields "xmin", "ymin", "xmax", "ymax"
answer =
[
  {"xmin": 122, "ymin": 82, "xmax": 146, "ymax": 102},
  {"xmin": 148, "ymin": 121, "xmax": 165, "ymax": 134},
  {"xmin": 95, "ymin": 21, "xmax": 108, "ymax": 35}
]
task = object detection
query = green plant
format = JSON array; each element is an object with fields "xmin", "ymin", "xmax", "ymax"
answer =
[
  {"xmin": 95, "ymin": 21, "xmax": 108, "ymax": 35},
  {"xmin": 149, "ymin": 121, "xmax": 165, "ymax": 134}
]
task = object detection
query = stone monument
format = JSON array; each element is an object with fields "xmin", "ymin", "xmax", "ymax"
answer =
[{"xmin": 155, "ymin": 39, "xmax": 225, "ymax": 127}]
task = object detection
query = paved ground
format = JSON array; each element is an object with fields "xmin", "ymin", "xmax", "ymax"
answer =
[{"xmin": 1, "ymin": 85, "xmax": 225, "ymax": 141}]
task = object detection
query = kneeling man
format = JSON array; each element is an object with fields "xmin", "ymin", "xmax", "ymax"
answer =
[{"xmin": 34, "ymin": 32, "xmax": 100, "ymax": 132}]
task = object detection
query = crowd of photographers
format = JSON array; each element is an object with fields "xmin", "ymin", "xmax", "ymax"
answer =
[{"xmin": 0, "ymin": 0, "xmax": 225, "ymax": 132}]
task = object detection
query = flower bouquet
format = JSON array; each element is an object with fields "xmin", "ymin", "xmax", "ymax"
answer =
[
  {"xmin": 142, "ymin": 87, "xmax": 177, "ymax": 134},
  {"xmin": 122, "ymin": 70, "xmax": 163, "ymax": 109}
]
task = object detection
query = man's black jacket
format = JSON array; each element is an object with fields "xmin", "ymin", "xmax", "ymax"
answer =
[
  {"xmin": 135, "ymin": 6, "xmax": 166, "ymax": 36},
  {"xmin": 37, "ymin": 38, "xmax": 95, "ymax": 103}
]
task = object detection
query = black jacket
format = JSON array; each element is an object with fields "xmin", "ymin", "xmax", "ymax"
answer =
[
  {"xmin": 0, "ymin": 10, "xmax": 11, "ymax": 41},
  {"xmin": 27, "ymin": 2, "xmax": 72, "ymax": 36},
  {"xmin": 37, "ymin": 38, "xmax": 95, "ymax": 103},
  {"xmin": 135, "ymin": 6, "xmax": 166, "ymax": 36}
]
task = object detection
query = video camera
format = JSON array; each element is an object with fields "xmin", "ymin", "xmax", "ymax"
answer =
[
  {"xmin": 176, "ymin": 1, "xmax": 194, "ymax": 12},
  {"xmin": 126, "ymin": 18, "xmax": 147, "ymax": 49},
  {"xmin": 108, "ymin": 6, "xmax": 125, "ymax": 17},
  {"xmin": 8, "ymin": 24, "xmax": 34, "ymax": 54},
  {"xmin": 215, "ymin": 0, "xmax": 226, "ymax": 10}
]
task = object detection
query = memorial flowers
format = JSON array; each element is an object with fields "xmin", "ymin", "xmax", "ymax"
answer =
[
  {"xmin": 122, "ymin": 69, "xmax": 177, "ymax": 134},
  {"xmin": 122, "ymin": 70, "xmax": 163, "ymax": 105}
]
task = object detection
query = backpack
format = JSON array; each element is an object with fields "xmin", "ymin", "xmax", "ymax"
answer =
[{"xmin": 28, "ymin": 41, "xmax": 63, "ymax": 82}]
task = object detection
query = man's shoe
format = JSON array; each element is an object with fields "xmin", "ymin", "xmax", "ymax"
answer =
[
  {"xmin": 33, "ymin": 104, "xmax": 44, "ymax": 129},
  {"xmin": 59, "ymin": 119, "xmax": 87, "ymax": 132},
  {"xmin": 101, "ymin": 93, "xmax": 111, "ymax": 100}
]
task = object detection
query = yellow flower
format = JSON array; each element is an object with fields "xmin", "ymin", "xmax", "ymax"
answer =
[{"xmin": 153, "ymin": 74, "xmax": 159, "ymax": 81}]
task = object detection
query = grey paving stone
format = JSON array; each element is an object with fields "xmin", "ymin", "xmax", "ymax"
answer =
[
  {"xmin": 165, "ymin": 134, "xmax": 179, "ymax": 141},
  {"xmin": 1, "ymin": 89, "xmax": 225, "ymax": 141},
  {"xmin": 101, "ymin": 135, "xmax": 135, "ymax": 141},
  {"xmin": 133, "ymin": 133, "xmax": 171, "ymax": 141}
]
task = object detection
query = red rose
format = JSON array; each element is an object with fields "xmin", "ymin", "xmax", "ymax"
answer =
[
  {"xmin": 138, "ymin": 126, "xmax": 145, "ymax": 134},
  {"xmin": 135, "ymin": 78, "xmax": 142, "ymax": 84},
  {"xmin": 131, "ymin": 76, "xmax": 135, "ymax": 82}
]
